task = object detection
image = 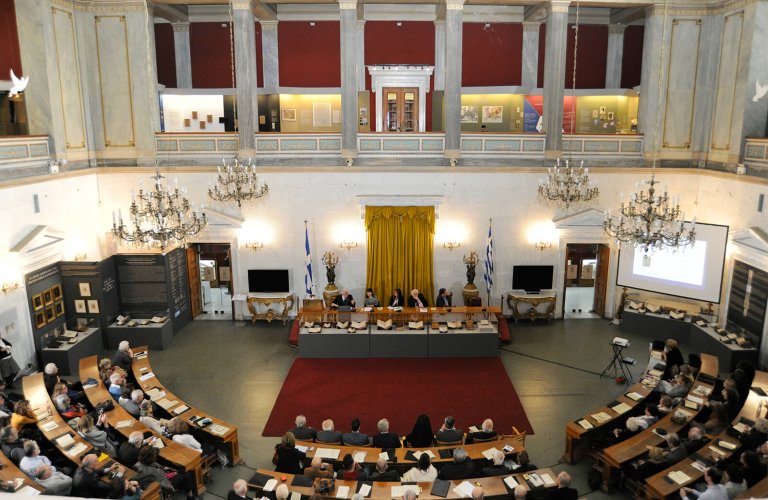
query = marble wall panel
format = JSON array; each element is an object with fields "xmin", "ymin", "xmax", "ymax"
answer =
[
  {"xmin": 710, "ymin": 12, "xmax": 744, "ymax": 151},
  {"xmin": 95, "ymin": 15, "xmax": 135, "ymax": 148},
  {"xmin": 662, "ymin": 19, "xmax": 702, "ymax": 150},
  {"xmin": 53, "ymin": 7, "xmax": 87, "ymax": 150}
]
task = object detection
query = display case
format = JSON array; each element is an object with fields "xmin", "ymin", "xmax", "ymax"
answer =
[
  {"xmin": 40, "ymin": 318, "xmax": 102, "ymax": 376},
  {"xmin": 370, "ymin": 308, "xmax": 428, "ymax": 358},
  {"xmin": 105, "ymin": 312, "xmax": 173, "ymax": 351},
  {"xmin": 428, "ymin": 307, "xmax": 499, "ymax": 357},
  {"xmin": 298, "ymin": 309, "xmax": 370, "ymax": 358}
]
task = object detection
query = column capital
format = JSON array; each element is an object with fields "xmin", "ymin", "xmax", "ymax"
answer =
[
  {"xmin": 338, "ymin": 0, "xmax": 357, "ymax": 10},
  {"xmin": 171, "ymin": 21, "xmax": 190, "ymax": 32},
  {"xmin": 445, "ymin": 0, "xmax": 465, "ymax": 11},
  {"xmin": 260, "ymin": 19, "xmax": 279, "ymax": 30},
  {"xmin": 522, "ymin": 21, "xmax": 541, "ymax": 32},
  {"xmin": 231, "ymin": 0, "xmax": 255, "ymax": 11},
  {"xmin": 434, "ymin": 19, "xmax": 446, "ymax": 27},
  {"xmin": 357, "ymin": 19, "xmax": 366, "ymax": 27},
  {"xmin": 547, "ymin": 1, "xmax": 571, "ymax": 15},
  {"xmin": 608, "ymin": 24, "xmax": 627, "ymax": 35}
]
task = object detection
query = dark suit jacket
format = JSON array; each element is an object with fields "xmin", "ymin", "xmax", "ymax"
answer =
[
  {"xmin": 372, "ymin": 432, "xmax": 401, "ymax": 448},
  {"xmin": 464, "ymin": 430, "xmax": 497, "ymax": 444},
  {"xmin": 435, "ymin": 295, "xmax": 452, "ymax": 307},
  {"xmin": 288, "ymin": 426, "xmax": 317, "ymax": 441},
  {"xmin": 112, "ymin": 350, "xmax": 133, "ymax": 372},
  {"xmin": 682, "ymin": 437, "xmax": 706, "ymax": 454},
  {"xmin": 118, "ymin": 442, "xmax": 140, "ymax": 468},
  {"xmin": 435, "ymin": 428, "xmax": 464, "ymax": 443},
  {"xmin": 333, "ymin": 294, "xmax": 355, "ymax": 307},
  {"xmin": 342, "ymin": 431, "xmax": 369, "ymax": 446},
  {"xmin": 316, "ymin": 430, "xmax": 343, "ymax": 444},
  {"xmin": 546, "ymin": 487, "xmax": 578, "ymax": 500},
  {"xmin": 369, "ymin": 469, "xmax": 401, "ymax": 482},
  {"xmin": 407, "ymin": 294, "xmax": 428, "ymax": 307},
  {"xmin": 481, "ymin": 464, "xmax": 510, "ymax": 477},
  {"xmin": 664, "ymin": 444, "xmax": 687, "ymax": 465},
  {"xmin": 389, "ymin": 295, "xmax": 404, "ymax": 307},
  {"xmin": 72, "ymin": 466, "xmax": 111, "ymax": 498},
  {"xmin": 228, "ymin": 492, "xmax": 253, "ymax": 500},
  {"xmin": 438, "ymin": 460, "xmax": 475, "ymax": 480}
]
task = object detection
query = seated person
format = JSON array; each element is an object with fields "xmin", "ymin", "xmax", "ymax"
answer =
[
  {"xmin": 612, "ymin": 415, "xmax": 643, "ymax": 442},
  {"xmin": 32, "ymin": 463, "xmax": 72, "ymax": 496},
  {"xmin": 0, "ymin": 426, "xmax": 25, "ymax": 464},
  {"xmin": 407, "ymin": 289, "xmax": 428, "ymax": 308},
  {"xmin": 389, "ymin": 288, "xmax": 404, "ymax": 307},
  {"xmin": 228, "ymin": 479, "xmax": 252, "ymax": 500},
  {"xmin": 134, "ymin": 446, "xmax": 195, "ymax": 499},
  {"xmin": 274, "ymin": 432, "xmax": 306, "ymax": 475},
  {"xmin": 722, "ymin": 463, "xmax": 747, "ymax": 499},
  {"xmin": 405, "ymin": 414, "xmax": 434, "ymax": 448},
  {"xmin": 43, "ymin": 363, "xmax": 82, "ymax": 397},
  {"xmin": 20, "ymin": 440, "xmax": 56, "ymax": 478},
  {"xmin": 369, "ymin": 457, "xmax": 400, "ymax": 482},
  {"xmin": 331, "ymin": 289, "xmax": 355, "ymax": 308},
  {"xmin": 316, "ymin": 419, "xmax": 342, "ymax": 444},
  {"xmin": 98, "ymin": 358, "xmax": 113, "ymax": 386},
  {"xmin": 108, "ymin": 372, "xmax": 124, "ymax": 399},
  {"xmin": 657, "ymin": 373, "xmax": 692, "ymax": 398},
  {"xmin": 342, "ymin": 418, "xmax": 369, "ymax": 446},
  {"xmin": 402, "ymin": 454, "xmax": 437, "ymax": 482},
  {"xmin": 303, "ymin": 456, "xmax": 333, "ymax": 479},
  {"xmin": 546, "ymin": 471, "xmax": 578, "ymax": 500},
  {"xmin": 337, "ymin": 453, "xmax": 367, "ymax": 481},
  {"xmin": 112, "ymin": 341, "xmax": 134, "ymax": 373},
  {"xmin": 10, "ymin": 400, "xmax": 37, "ymax": 435},
  {"xmin": 120, "ymin": 389, "xmax": 144, "ymax": 417},
  {"xmin": 435, "ymin": 288, "xmax": 453, "ymax": 307},
  {"xmin": 118, "ymin": 431, "xmax": 152, "ymax": 467},
  {"xmin": 465, "ymin": 418, "xmax": 497, "ymax": 444},
  {"xmin": 435, "ymin": 416, "xmax": 463, "ymax": 443},
  {"xmin": 507, "ymin": 450, "xmax": 537, "ymax": 473},
  {"xmin": 167, "ymin": 417, "xmax": 202, "ymax": 452},
  {"xmin": 657, "ymin": 395, "xmax": 675, "ymax": 415},
  {"xmin": 372, "ymin": 418, "xmax": 401, "ymax": 448},
  {"xmin": 663, "ymin": 432, "xmax": 687, "ymax": 465},
  {"xmin": 635, "ymin": 403, "xmax": 660, "ymax": 429},
  {"xmin": 679, "ymin": 467, "xmax": 726, "ymax": 500},
  {"xmin": 681, "ymin": 426, "xmax": 706, "ymax": 454},
  {"xmin": 438, "ymin": 447, "xmax": 475, "ymax": 480},
  {"xmin": 77, "ymin": 413, "xmax": 118, "ymax": 457},
  {"xmin": 288, "ymin": 415, "xmax": 317, "ymax": 441},
  {"xmin": 55, "ymin": 394, "xmax": 87, "ymax": 419},
  {"xmin": 740, "ymin": 417, "xmax": 768, "ymax": 452},
  {"xmin": 481, "ymin": 449, "xmax": 510, "ymax": 477},
  {"xmin": 363, "ymin": 288, "xmax": 379, "ymax": 307}
]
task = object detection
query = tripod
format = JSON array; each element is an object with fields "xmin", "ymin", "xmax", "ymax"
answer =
[{"xmin": 600, "ymin": 341, "xmax": 634, "ymax": 384}]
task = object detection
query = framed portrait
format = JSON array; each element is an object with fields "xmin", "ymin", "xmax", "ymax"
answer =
[
  {"xmin": 52, "ymin": 284, "xmax": 63, "ymax": 300},
  {"xmin": 207, "ymin": 114, "xmax": 213, "ymax": 123},
  {"xmin": 79, "ymin": 282, "xmax": 91, "ymax": 297},
  {"xmin": 460, "ymin": 105, "xmax": 479, "ymax": 124},
  {"xmin": 607, "ymin": 111, "xmax": 614, "ymax": 120},
  {"xmin": 183, "ymin": 118, "xmax": 191, "ymax": 127},
  {"xmin": 32, "ymin": 293, "xmax": 44, "ymax": 311},
  {"xmin": 87, "ymin": 299, "xmax": 100, "ymax": 314},
  {"xmin": 599, "ymin": 105, "xmax": 606, "ymax": 115},
  {"xmin": 592, "ymin": 109, "xmax": 598, "ymax": 118},
  {"xmin": 199, "ymin": 121, "xmax": 206, "ymax": 130},
  {"xmin": 35, "ymin": 311, "xmax": 46, "ymax": 329},
  {"xmin": 45, "ymin": 305, "xmax": 55, "ymax": 322},
  {"xmin": 192, "ymin": 111, "xmax": 198, "ymax": 120},
  {"xmin": 281, "ymin": 108, "xmax": 297, "ymax": 122},
  {"xmin": 43, "ymin": 290, "xmax": 53, "ymax": 306},
  {"xmin": 74, "ymin": 300, "xmax": 86, "ymax": 314},
  {"xmin": 482, "ymin": 106, "xmax": 504, "ymax": 124},
  {"xmin": 54, "ymin": 301, "xmax": 65, "ymax": 317}
]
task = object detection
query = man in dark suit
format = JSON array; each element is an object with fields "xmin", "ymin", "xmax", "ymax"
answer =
[
  {"xmin": 316, "ymin": 419, "xmax": 343, "ymax": 443},
  {"xmin": 681, "ymin": 426, "xmax": 706, "ymax": 454},
  {"xmin": 228, "ymin": 479, "xmax": 253, "ymax": 500},
  {"xmin": 372, "ymin": 418, "xmax": 401, "ymax": 448},
  {"xmin": 481, "ymin": 450, "xmax": 510, "ymax": 477},
  {"xmin": 288, "ymin": 415, "xmax": 317, "ymax": 441},
  {"xmin": 331, "ymin": 289, "xmax": 356, "ymax": 308},
  {"xmin": 369, "ymin": 458, "xmax": 400, "ymax": 482},
  {"xmin": 465, "ymin": 418, "xmax": 497, "ymax": 444},
  {"xmin": 545, "ymin": 471, "xmax": 578, "ymax": 500},
  {"xmin": 342, "ymin": 418, "xmax": 369, "ymax": 446},
  {"xmin": 663, "ymin": 433, "xmax": 687, "ymax": 465},
  {"xmin": 435, "ymin": 288, "xmax": 453, "ymax": 307},
  {"xmin": 407, "ymin": 289, "xmax": 428, "ymax": 308},
  {"xmin": 438, "ymin": 448, "xmax": 475, "ymax": 480},
  {"xmin": 435, "ymin": 416, "xmax": 463, "ymax": 443}
]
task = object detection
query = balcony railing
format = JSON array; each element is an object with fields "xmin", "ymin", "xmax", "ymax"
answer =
[
  {"xmin": 256, "ymin": 133, "xmax": 341, "ymax": 157},
  {"xmin": 0, "ymin": 136, "xmax": 50, "ymax": 170},
  {"xmin": 156, "ymin": 133, "xmax": 237, "ymax": 160},
  {"xmin": 745, "ymin": 138, "xmax": 768, "ymax": 169},
  {"xmin": 461, "ymin": 134, "xmax": 545, "ymax": 158},
  {"xmin": 358, "ymin": 133, "xmax": 445, "ymax": 158},
  {"xmin": 562, "ymin": 134, "xmax": 643, "ymax": 159}
]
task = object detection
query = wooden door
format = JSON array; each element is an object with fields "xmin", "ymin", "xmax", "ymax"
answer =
[
  {"xmin": 593, "ymin": 244, "xmax": 610, "ymax": 317},
  {"xmin": 186, "ymin": 246, "xmax": 203, "ymax": 319},
  {"xmin": 383, "ymin": 87, "xmax": 418, "ymax": 132}
]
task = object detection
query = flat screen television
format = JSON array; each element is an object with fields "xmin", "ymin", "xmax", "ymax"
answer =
[
  {"xmin": 512, "ymin": 265, "xmax": 554, "ymax": 293},
  {"xmin": 248, "ymin": 269, "xmax": 290, "ymax": 293}
]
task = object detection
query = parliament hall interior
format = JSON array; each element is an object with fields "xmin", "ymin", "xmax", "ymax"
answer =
[{"xmin": 1, "ymin": 0, "xmax": 768, "ymax": 498}]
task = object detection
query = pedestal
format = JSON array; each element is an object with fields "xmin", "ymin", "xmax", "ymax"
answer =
[
  {"xmin": 462, "ymin": 283, "xmax": 479, "ymax": 305},
  {"xmin": 323, "ymin": 285, "xmax": 339, "ymax": 306}
]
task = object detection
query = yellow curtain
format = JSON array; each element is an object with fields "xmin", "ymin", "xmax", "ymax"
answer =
[{"xmin": 365, "ymin": 206, "xmax": 435, "ymax": 306}]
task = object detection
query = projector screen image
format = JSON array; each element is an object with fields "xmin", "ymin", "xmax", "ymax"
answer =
[{"xmin": 616, "ymin": 222, "xmax": 728, "ymax": 303}]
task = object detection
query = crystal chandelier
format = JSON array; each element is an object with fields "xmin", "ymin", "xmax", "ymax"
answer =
[
  {"xmin": 538, "ymin": 158, "xmax": 599, "ymax": 210},
  {"xmin": 603, "ymin": 175, "xmax": 695, "ymax": 253},
  {"xmin": 208, "ymin": 157, "xmax": 269, "ymax": 208},
  {"xmin": 112, "ymin": 171, "xmax": 207, "ymax": 250}
]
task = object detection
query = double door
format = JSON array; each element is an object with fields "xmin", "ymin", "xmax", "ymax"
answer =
[{"xmin": 384, "ymin": 87, "xmax": 418, "ymax": 132}]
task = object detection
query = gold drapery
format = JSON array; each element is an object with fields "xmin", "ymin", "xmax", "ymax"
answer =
[{"xmin": 365, "ymin": 206, "xmax": 435, "ymax": 305}]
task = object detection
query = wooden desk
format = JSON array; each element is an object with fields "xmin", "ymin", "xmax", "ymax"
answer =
[
  {"xmin": 22, "ymin": 373, "xmax": 161, "ymax": 500},
  {"xmin": 563, "ymin": 351, "xmax": 665, "ymax": 464},
  {"xmin": 130, "ymin": 347, "xmax": 241, "ymax": 465},
  {"xmin": 736, "ymin": 475, "xmax": 768, "ymax": 499},
  {"xmin": 249, "ymin": 466, "xmax": 557, "ymax": 499},
  {"xmin": 78, "ymin": 356, "xmax": 206, "ymax": 494},
  {"xmin": 595, "ymin": 353, "xmax": 719, "ymax": 492},
  {"xmin": 644, "ymin": 370, "xmax": 768, "ymax": 500},
  {"xmin": 0, "ymin": 451, "xmax": 46, "ymax": 494}
]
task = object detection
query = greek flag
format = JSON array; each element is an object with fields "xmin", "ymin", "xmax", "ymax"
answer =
[
  {"xmin": 304, "ymin": 223, "xmax": 314, "ymax": 296},
  {"xmin": 484, "ymin": 221, "xmax": 494, "ymax": 295}
]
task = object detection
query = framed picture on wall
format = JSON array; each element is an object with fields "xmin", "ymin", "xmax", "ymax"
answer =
[
  {"xmin": 52, "ymin": 284, "xmax": 62, "ymax": 300},
  {"xmin": 87, "ymin": 300, "xmax": 99, "ymax": 314},
  {"xmin": 32, "ymin": 294, "xmax": 44, "ymax": 311},
  {"xmin": 460, "ymin": 105, "xmax": 479, "ymax": 124},
  {"xmin": 79, "ymin": 283, "xmax": 91, "ymax": 297},
  {"xmin": 45, "ymin": 305, "xmax": 55, "ymax": 322},
  {"xmin": 54, "ymin": 301, "xmax": 65, "ymax": 317},
  {"xmin": 207, "ymin": 114, "xmax": 213, "ymax": 123},
  {"xmin": 199, "ymin": 121, "xmax": 206, "ymax": 130},
  {"xmin": 482, "ymin": 106, "xmax": 503, "ymax": 124},
  {"xmin": 192, "ymin": 111, "xmax": 198, "ymax": 119},
  {"xmin": 74, "ymin": 300, "xmax": 86, "ymax": 314},
  {"xmin": 43, "ymin": 289, "xmax": 53, "ymax": 306},
  {"xmin": 607, "ymin": 112, "xmax": 614, "ymax": 120},
  {"xmin": 184, "ymin": 119, "xmax": 191, "ymax": 127},
  {"xmin": 35, "ymin": 311, "xmax": 46, "ymax": 329},
  {"xmin": 282, "ymin": 109, "xmax": 297, "ymax": 122}
]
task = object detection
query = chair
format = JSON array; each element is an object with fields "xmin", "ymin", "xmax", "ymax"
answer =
[
  {"xmin": 502, "ymin": 426, "xmax": 526, "ymax": 448},
  {"xmin": 435, "ymin": 438, "xmax": 463, "ymax": 446},
  {"xmin": 471, "ymin": 434, "xmax": 500, "ymax": 444}
]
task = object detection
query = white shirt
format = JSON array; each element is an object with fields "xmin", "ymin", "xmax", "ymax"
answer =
[{"xmin": 402, "ymin": 465, "xmax": 437, "ymax": 482}]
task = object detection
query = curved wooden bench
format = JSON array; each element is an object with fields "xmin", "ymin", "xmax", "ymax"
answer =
[{"xmin": 0, "ymin": 450, "xmax": 46, "ymax": 494}]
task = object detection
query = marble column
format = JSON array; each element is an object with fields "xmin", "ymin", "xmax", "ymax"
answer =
[
  {"xmin": 356, "ymin": 20, "xmax": 366, "ymax": 91},
  {"xmin": 637, "ymin": 6, "xmax": 665, "ymax": 162},
  {"xmin": 261, "ymin": 20, "xmax": 279, "ymax": 94},
  {"xmin": 172, "ymin": 22, "xmax": 192, "ymax": 88},
  {"xmin": 521, "ymin": 22, "xmax": 541, "ymax": 89},
  {"xmin": 738, "ymin": 1, "xmax": 768, "ymax": 158},
  {"xmin": 233, "ymin": 0, "xmax": 259, "ymax": 156},
  {"xmin": 339, "ymin": 0, "xmax": 358, "ymax": 159},
  {"xmin": 444, "ymin": 0, "xmax": 464, "ymax": 160},
  {"xmin": 542, "ymin": 1, "xmax": 570, "ymax": 159},
  {"xmin": 434, "ymin": 19, "xmax": 446, "ymax": 91},
  {"xmin": 605, "ymin": 24, "xmax": 625, "ymax": 89}
]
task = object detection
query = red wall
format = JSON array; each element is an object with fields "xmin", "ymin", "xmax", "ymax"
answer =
[
  {"xmin": 255, "ymin": 22, "xmax": 263, "ymax": 88},
  {"xmin": 462, "ymin": 23, "xmax": 522, "ymax": 86},
  {"xmin": 365, "ymin": 21, "xmax": 435, "ymax": 130},
  {"xmin": 537, "ymin": 24, "xmax": 546, "ymax": 88},
  {"xmin": 154, "ymin": 24, "xmax": 176, "ymax": 88},
  {"xmin": 190, "ymin": 22, "xmax": 236, "ymax": 88},
  {"xmin": 0, "ymin": 0, "xmax": 22, "ymax": 78},
  {"xmin": 621, "ymin": 25, "xmax": 644, "ymax": 89},
  {"xmin": 278, "ymin": 21, "xmax": 340, "ymax": 87},
  {"xmin": 565, "ymin": 25, "xmax": 608, "ymax": 89}
]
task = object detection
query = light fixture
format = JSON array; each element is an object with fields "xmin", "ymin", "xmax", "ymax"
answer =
[
  {"xmin": 1, "ymin": 281, "xmax": 20, "ymax": 294},
  {"xmin": 443, "ymin": 241, "xmax": 461, "ymax": 251},
  {"xmin": 309, "ymin": 21, "xmax": 316, "ymax": 26},
  {"xmin": 112, "ymin": 170, "xmax": 207, "ymax": 251},
  {"xmin": 245, "ymin": 241, "xmax": 264, "ymax": 251},
  {"xmin": 537, "ymin": 0, "xmax": 598, "ymax": 211},
  {"xmin": 535, "ymin": 241, "xmax": 552, "ymax": 252},
  {"xmin": 463, "ymin": 250, "xmax": 479, "ymax": 267},
  {"xmin": 208, "ymin": 157, "xmax": 269, "ymax": 208},
  {"xmin": 339, "ymin": 240, "xmax": 358, "ymax": 251},
  {"xmin": 603, "ymin": 176, "xmax": 695, "ymax": 253},
  {"xmin": 484, "ymin": 22, "xmax": 491, "ymax": 29},
  {"xmin": 73, "ymin": 253, "xmax": 88, "ymax": 261}
]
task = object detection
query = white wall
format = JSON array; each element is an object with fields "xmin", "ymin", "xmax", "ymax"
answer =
[{"xmin": 161, "ymin": 94, "xmax": 226, "ymax": 132}]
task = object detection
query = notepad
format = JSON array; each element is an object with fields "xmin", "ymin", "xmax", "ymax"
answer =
[
  {"xmin": 733, "ymin": 422, "xmax": 750, "ymax": 433},
  {"xmin": 263, "ymin": 479, "xmax": 278, "ymax": 492},
  {"xmin": 56, "ymin": 434, "xmax": 75, "ymax": 447},
  {"xmin": 116, "ymin": 420, "xmax": 133, "ymax": 429},
  {"xmin": 527, "ymin": 473, "xmax": 544, "ymax": 487},
  {"xmin": 504, "ymin": 476, "xmax": 519, "ymax": 489},
  {"xmin": 156, "ymin": 398, "xmax": 176, "ymax": 410},
  {"xmin": 290, "ymin": 492, "xmax": 302, "ymax": 500},
  {"xmin": 708, "ymin": 445, "xmax": 726, "ymax": 456},
  {"xmin": 67, "ymin": 443, "xmax": 88, "ymax": 456},
  {"xmin": 139, "ymin": 372, "xmax": 155, "ymax": 381},
  {"xmin": 408, "ymin": 321, "xmax": 424, "ymax": 329},
  {"xmin": 611, "ymin": 403, "xmax": 632, "ymax": 414},
  {"xmin": 379, "ymin": 451, "xmax": 390, "ymax": 460},
  {"xmin": 173, "ymin": 404, "xmax": 190, "ymax": 415},
  {"xmin": 209, "ymin": 424, "xmax": 230, "ymax": 436},
  {"xmin": 453, "ymin": 481, "xmax": 475, "ymax": 498},
  {"xmin": 578, "ymin": 419, "xmax": 593, "ymax": 430},
  {"xmin": 353, "ymin": 451, "xmax": 367, "ymax": 463},
  {"xmin": 17, "ymin": 485, "xmax": 41, "ymax": 495},
  {"xmin": 693, "ymin": 385, "xmax": 712, "ymax": 396},
  {"xmin": 541, "ymin": 473, "xmax": 555, "ymax": 487},
  {"xmin": 336, "ymin": 486, "xmax": 350, "ymax": 499},
  {"xmin": 687, "ymin": 395, "xmax": 704, "ymax": 405},
  {"xmin": 413, "ymin": 450, "xmax": 436, "ymax": 460},
  {"xmin": 481, "ymin": 447, "xmax": 500, "ymax": 460},
  {"xmin": 626, "ymin": 392, "xmax": 643, "ymax": 401},
  {"xmin": 691, "ymin": 461, "xmax": 708, "ymax": 473},
  {"xmin": 377, "ymin": 319, "xmax": 393, "ymax": 330},
  {"xmin": 684, "ymin": 400, "xmax": 699, "ymax": 410},
  {"xmin": 668, "ymin": 470, "xmax": 692, "ymax": 485},
  {"xmin": 316, "ymin": 448, "xmax": 340, "ymax": 459},
  {"xmin": 146, "ymin": 389, "xmax": 166, "ymax": 401},
  {"xmin": 718, "ymin": 440, "xmax": 737, "ymax": 450},
  {"xmin": 41, "ymin": 420, "xmax": 59, "ymax": 432},
  {"xmin": 152, "ymin": 439, "xmax": 165, "ymax": 449},
  {"xmin": 591, "ymin": 412, "xmax": 612, "ymax": 423}
]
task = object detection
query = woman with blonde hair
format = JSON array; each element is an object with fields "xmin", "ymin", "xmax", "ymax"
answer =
[
  {"xmin": 167, "ymin": 417, "xmax": 202, "ymax": 452},
  {"xmin": 77, "ymin": 413, "xmax": 117, "ymax": 456},
  {"xmin": 274, "ymin": 431, "xmax": 305, "ymax": 474}
]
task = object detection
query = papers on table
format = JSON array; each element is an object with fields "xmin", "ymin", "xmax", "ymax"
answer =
[
  {"xmin": 392, "ymin": 485, "xmax": 420, "ymax": 497},
  {"xmin": 55, "ymin": 434, "xmax": 75, "ymax": 447},
  {"xmin": 626, "ymin": 392, "xmax": 643, "ymax": 401},
  {"xmin": 139, "ymin": 372, "xmax": 155, "ymax": 381},
  {"xmin": 173, "ymin": 404, "xmax": 190, "ymax": 415},
  {"xmin": 209, "ymin": 424, "xmax": 230, "ymax": 436},
  {"xmin": 413, "ymin": 450, "xmax": 436, "ymax": 460},
  {"xmin": 649, "ymin": 369, "xmax": 664, "ymax": 378},
  {"xmin": 67, "ymin": 443, "xmax": 88, "ymax": 456},
  {"xmin": 687, "ymin": 395, "xmax": 704, "ymax": 405},
  {"xmin": 541, "ymin": 473, "xmax": 555, "ymax": 487},
  {"xmin": 353, "ymin": 451, "xmax": 367, "ymax": 463},
  {"xmin": 17, "ymin": 485, "xmax": 41, "ymax": 495},
  {"xmin": 481, "ymin": 447, "xmax": 500, "ymax": 461},
  {"xmin": 708, "ymin": 445, "xmax": 726, "ymax": 457},
  {"xmin": 146, "ymin": 388, "xmax": 166, "ymax": 401},
  {"xmin": 156, "ymin": 398, "xmax": 177, "ymax": 410},
  {"xmin": 527, "ymin": 473, "xmax": 544, "ymax": 487},
  {"xmin": 41, "ymin": 420, "xmax": 59, "ymax": 432},
  {"xmin": 263, "ymin": 479, "xmax": 278, "ymax": 492},
  {"xmin": 718, "ymin": 440, "xmax": 737, "ymax": 450},
  {"xmin": 611, "ymin": 403, "xmax": 632, "ymax": 415},
  {"xmin": 691, "ymin": 460, "xmax": 708, "ymax": 473},
  {"xmin": 358, "ymin": 484, "xmax": 372, "ymax": 496},
  {"xmin": 733, "ymin": 422, "xmax": 750, "ymax": 433},
  {"xmin": 116, "ymin": 420, "xmax": 133, "ymax": 429},
  {"xmin": 684, "ymin": 400, "xmax": 699, "ymax": 410},
  {"xmin": 290, "ymin": 492, "xmax": 301, "ymax": 500},
  {"xmin": 152, "ymin": 439, "xmax": 165, "ymax": 449},
  {"xmin": 668, "ymin": 470, "xmax": 692, "ymax": 485},
  {"xmin": 315, "ymin": 448, "xmax": 340, "ymax": 460},
  {"xmin": 591, "ymin": 412, "xmax": 612, "ymax": 423},
  {"xmin": 378, "ymin": 451, "xmax": 390, "ymax": 460},
  {"xmin": 693, "ymin": 385, "xmax": 712, "ymax": 396},
  {"xmin": 296, "ymin": 445, "xmax": 309, "ymax": 453},
  {"xmin": 452, "ymin": 481, "xmax": 475, "ymax": 498},
  {"xmin": 577, "ymin": 419, "xmax": 593, "ymax": 430},
  {"xmin": 503, "ymin": 476, "xmax": 519, "ymax": 489},
  {"xmin": 336, "ymin": 486, "xmax": 350, "ymax": 498}
]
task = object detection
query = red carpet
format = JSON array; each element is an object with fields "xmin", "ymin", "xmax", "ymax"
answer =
[{"xmin": 262, "ymin": 357, "xmax": 533, "ymax": 438}]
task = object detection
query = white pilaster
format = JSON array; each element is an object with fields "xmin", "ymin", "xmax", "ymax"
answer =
[
  {"xmin": 171, "ymin": 22, "xmax": 192, "ymax": 88},
  {"xmin": 605, "ymin": 24, "xmax": 625, "ymax": 89},
  {"xmin": 260, "ymin": 20, "xmax": 279, "ymax": 94}
]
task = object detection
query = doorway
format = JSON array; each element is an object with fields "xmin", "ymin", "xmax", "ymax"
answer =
[
  {"xmin": 563, "ymin": 243, "xmax": 609, "ymax": 319},
  {"xmin": 196, "ymin": 243, "xmax": 233, "ymax": 320},
  {"xmin": 382, "ymin": 87, "xmax": 418, "ymax": 132}
]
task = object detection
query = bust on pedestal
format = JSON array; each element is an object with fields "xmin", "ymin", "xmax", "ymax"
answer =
[
  {"xmin": 462, "ymin": 251, "xmax": 480, "ymax": 306},
  {"xmin": 322, "ymin": 251, "xmax": 340, "ymax": 306}
]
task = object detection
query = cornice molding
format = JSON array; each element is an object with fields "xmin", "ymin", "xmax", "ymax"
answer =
[
  {"xmin": 171, "ymin": 21, "xmax": 190, "ymax": 32},
  {"xmin": 547, "ymin": 1, "xmax": 571, "ymax": 15},
  {"xmin": 260, "ymin": 19, "xmax": 279, "ymax": 30},
  {"xmin": 338, "ymin": 0, "xmax": 357, "ymax": 11},
  {"xmin": 445, "ymin": 0, "xmax": 465, "ymax": 12},
  {"xmin": 608, "ymin": 24, "xmax": 626, "ymax": 34},
  {"xmin": 71, "ymin": 0, "xmax": 145, "ymax": 12},
  {"xmin": 522, "ymin": 21, "xmax": 542, "ymax": 31}
]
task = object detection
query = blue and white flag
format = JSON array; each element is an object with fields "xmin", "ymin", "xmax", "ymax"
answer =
[
  {"xmin": 304, "ymin": 222, "xmax": 314, "ymax": 296},
  {"xmin": 484, "ymin": 220, "xmax": 494, "ymax": 295}
]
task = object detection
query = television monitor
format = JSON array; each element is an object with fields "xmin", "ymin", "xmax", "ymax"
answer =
[
  {"xmin": 248, "ymin": 269, "xmax": 290, "ymax": 293},
  {"xmin": 512, "ymin": 265, "xmax": 554, "ymax": 293}
]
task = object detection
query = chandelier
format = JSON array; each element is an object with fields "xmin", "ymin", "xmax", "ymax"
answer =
[
  {"xmin": 208, "ymin": 157, "xmax": 269, "ymax": 207},
  {"xmin": 603, "ymin": 175, "xmax": 695, "ymax": 253},
  {"xmin": 112, "ymin": 171, "xmax": 207, "ymax": 250},
  {"xmin": 538, "ymin": 158, "xmax": 599, "ymax": 210}
]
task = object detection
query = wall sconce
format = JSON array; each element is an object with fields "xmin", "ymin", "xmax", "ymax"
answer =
[
  {"xmin": 535, "ymin": 241, "xmax": 553, "ymax": 252},
  {"xmin": 1, "ymin": 281, "xmax": 20, "ymax": 294},
  {"xmin": 246, "ymin": 241, "xmax": 264, "ymax": 251},
  {"xmin": 73, "ymin": 253, "xmax": 88, "ymax": 261},
  {"xmin": 339, "ymin": 240, "xmax": 358, "ymax": 251},
  {"xmin": 443, "ymin": 241, "xmax": 461, "ymax": 251}
]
